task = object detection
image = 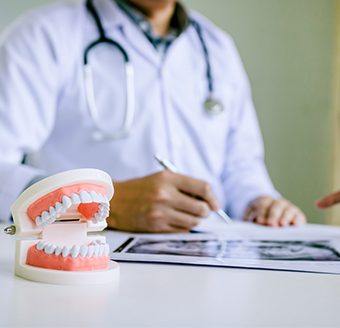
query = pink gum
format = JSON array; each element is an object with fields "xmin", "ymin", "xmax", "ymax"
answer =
[
  {"xmin": 27, "ymin": 183, "xmax": 106, "ymax": 222},
  {"xmin": 26, "ymin": 245, "xmax": 110, "ymax": 271}
]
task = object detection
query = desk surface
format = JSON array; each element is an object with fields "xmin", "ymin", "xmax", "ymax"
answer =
[{"xmin": 1, "ymin": 223, "xmax": 340, "ymax": 327}]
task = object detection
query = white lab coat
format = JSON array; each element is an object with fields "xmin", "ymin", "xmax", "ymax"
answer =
[{"xmin": 0, "ymin": 0, "xmax": 279, "ymax": 221}]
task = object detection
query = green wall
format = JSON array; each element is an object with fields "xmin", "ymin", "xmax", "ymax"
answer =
[{"xmin": 0, "ymin": 0, "xmax": 336, "ymax": 222}]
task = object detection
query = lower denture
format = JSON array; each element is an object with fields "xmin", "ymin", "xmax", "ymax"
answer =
[{"xmin": 26, "ymin": 245, "xmax": 110, "ymax": 271}]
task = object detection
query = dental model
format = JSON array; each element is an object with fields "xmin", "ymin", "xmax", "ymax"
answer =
[{"xmin": 10, "ymin": 169, "xmax": 119, "ymax": 285}]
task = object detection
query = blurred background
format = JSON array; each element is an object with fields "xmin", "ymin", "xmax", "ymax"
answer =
[{"xmin": 1, "ymin": 0, "xmax": 339, "ymax": 224}]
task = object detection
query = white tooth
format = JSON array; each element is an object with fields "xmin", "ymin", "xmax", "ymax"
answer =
[
  {"xmin": 62, "ymin": 196, "xmax": 72, "ymax": 209},
  {"xmin": 42, "ymin": 211, "xmax": 50, "ymax": 222},
  {"xmin": 80, "ymin": 191, "xmax": 92, "ymax": 203},
  {"xmin": 100, "ymin": 214, "xmax": 107, "ymax": 222},
  {"xmin": 104, "ymin": 244, "xmax": 110, "ymax": 256},
  {"xmin": 100, "ymin": 202, "xmax": 109, "ymax": 209},
  {"xmin": 80, "ymin": 245, "xmax": 88, "ymax": 257},
  {"xmin": 90, "ymin": 191, "xmax": 99, "ymax": 202},
  {"xmin": 95, "ymin": 239, "xmax": 102, "ymax": 244},
  {"xmin": 71, "ymin": 193, "xmax": 81, "ymax": 204},
  {"xmin": 49, "ymin": 244, "xmax": 56, "ymax": 254},
  {"xmin": 49, "ymin": 206, "xmax": 56, "ymax": 217},
  {"xmin": 98, "ymin": 205, "xmax": 105, "ymax": 213},
  {"xmin": 48, "ymin": 206, "xmax": 57, "ymax": 224},
  {"xmin": 94, "ymin": 213, "xmax": 103, "ymax": 222},
  {"xmin": 55, "ymin": 246, "xmax": 62, "ymax": 256},
  {"xmin": 55, "ymin": 201, "xmax": 66, "ymax": 214},
  {"xmin": 62, "ymin": 246, "xmax": 70, "ymax": 258},
  {"xmin": 94, "ymin": 245, "xmax": 100, "ymax": 257},
  {"xmin": 99, "ymin": 245, "xmax": 105, "ymax": 256},
  {"xmin": 55, "ymin": 202, "xmax": 63, "ymax": 212},
  {"xmin": 61, "ymin": 205, "xmax": 68, "ymax": 213},
  {"xmin": 44, "ymin": 243, "xmax": 51, "ymax": 252},
  {"xmin": 44, "ymin": 243, "xmax": 56, "ymax": 255},
  {"xmin": 47, "ymin": 216, "xmax": 57, "ymax": 225},
  {"xmin": 35, "ymin": 216, "xmax": 43, "ymax": 226},
  {"xmin": 47, "ymin": 219, "xmax": 56, "ymax": 225},
  {"xmin": 54, "ymin": 202, "xmax": 67, "ymax": 215},
  {"xmin": 99, "ymin": 204, "xmax": 109, "ymax": 214},
  {"xmin": 71, "ymin": 245, "xmax": 80, "ymax": 258},
  {"xmin": 36, "ymin": 241, "xmax": 46, "ymax": 250},
  {"xmin": 87, "ymin": 245, "xmax": 95, "ymax": 257},
  {"xmin": 98, "ymin": 208, "xmax": 108, "ymax": 219},
  {"xmin": 97, "ymin": 193, "xmax": 105, "ymax": 203}
]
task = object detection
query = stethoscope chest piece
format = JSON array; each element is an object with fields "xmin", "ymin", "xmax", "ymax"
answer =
[{"xmin": 204, "ymin": 97, "xmax": 224, "ymax": 116}]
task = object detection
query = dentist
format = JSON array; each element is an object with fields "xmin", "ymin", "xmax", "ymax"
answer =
[{"xmin": 0, "ymin": 0, "xmax": 306, "ymax": 232}]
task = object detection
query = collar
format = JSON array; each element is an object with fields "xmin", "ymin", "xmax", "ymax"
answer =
[
  {"xmin": 114, "ymin": 0, "xmax": 189, "ymax": 51},
  {"xmin": 88, "ymin": 0, "xmax": 192, "ymax": 66},
  {"xmin": 115, "ymin": 0, "xmax": 189, "ymax": 36}
]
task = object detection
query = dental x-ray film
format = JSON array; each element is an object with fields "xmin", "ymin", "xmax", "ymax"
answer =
[{"xmin": 109, "ymin": 233, "xmax": 340, "ymax": 274}]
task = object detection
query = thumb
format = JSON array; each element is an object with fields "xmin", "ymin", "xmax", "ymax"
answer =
[{"xmin": 316, "ymin": 191, "xmax": 340, "ymax": 209}]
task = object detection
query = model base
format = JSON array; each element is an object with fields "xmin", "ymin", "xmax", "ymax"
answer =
[{"xmin": 15, "ymin": 261, "xmax": 119, "ymax": 285}]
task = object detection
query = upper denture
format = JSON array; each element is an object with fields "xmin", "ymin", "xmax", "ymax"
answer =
[{"xmin": 27, "ymin": 183, "xmax": 110, "ymax": 226}]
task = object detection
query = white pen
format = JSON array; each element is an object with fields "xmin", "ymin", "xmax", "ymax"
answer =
[{"xmin": 154, "ymin": 155, "xmax": 232, "ymax": 224}]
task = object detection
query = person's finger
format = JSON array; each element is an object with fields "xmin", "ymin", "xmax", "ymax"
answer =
[
  {"xmin": 251, "ymin": 197, "xmax": 273, "ymax": 223},
  {"xmin": 291, "ymin": 212, "xmax": 307, "ymax": 226},
  {"xmin": 173, "ymin": 174, "xmax": 219, "ymax": 211},
  {"xmin": 249, "ymin": 197, "xmax": 273, "ymax": 225},
  {"xmin": 243, "ymin": 207, "xmax": 255, "ymax": 221},
  {"xmin": 251, "ymin": 197, "xmax": 274, "ymax": 218},
  {"xmin": 266, "ymin": 200, "xmax": 287, "ymax": 227},
  {"xmin": 170, "ymin": 189, "xmax": 210, "ymax": 218},
  {"xmin": 166, "ymin": 208, "xmax": 201, "ymax": 230},
  {"xmin": 254, "ymin": 216, "xmax": 266, "ymax": 225},
  {"xmin": 316, "ymin": 191, "xmax": 340, "ymax": 208},
  {"xmin": 145, "ymin": 208, "xmax": 191, "ymax": 233},
  {"xmin": 279, "ymin": 207, "xmax": 297, "ymax": 227}
]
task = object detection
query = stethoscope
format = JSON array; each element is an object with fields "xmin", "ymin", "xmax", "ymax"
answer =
[{"xmin": 84, "ymin": 0, "xmax": 224, "ymax": 140}]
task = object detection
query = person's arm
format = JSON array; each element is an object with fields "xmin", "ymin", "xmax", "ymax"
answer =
[
  {"xmin": 221, "ymin": 38, "xmax": 306, "ymax": 227},
  {"xmin": 0, "ymin": 14, "xmax": 61, "ymax": 221}
]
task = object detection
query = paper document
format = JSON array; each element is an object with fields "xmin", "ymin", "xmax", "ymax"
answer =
[{"xmin": 106, "ymin": 223, "xmax": 340, "ymax": 274}]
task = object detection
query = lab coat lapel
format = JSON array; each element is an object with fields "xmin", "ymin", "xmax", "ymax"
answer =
[{"xmin": 98, "ymin": 0, "xmax": 161, "ymax": 67}]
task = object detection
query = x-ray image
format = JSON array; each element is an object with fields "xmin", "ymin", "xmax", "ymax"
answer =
[{"xmin": 126, "ymin": 239, "xmax": 340, "ymax": 261}]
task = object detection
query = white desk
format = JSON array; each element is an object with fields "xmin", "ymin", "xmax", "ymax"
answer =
[{"xmin": 1, "ymin": 223, "xmax": 340, "ymax": 327}]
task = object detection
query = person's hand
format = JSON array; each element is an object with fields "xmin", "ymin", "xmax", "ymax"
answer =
[
  {"xmin": 243, "ymin": 196, "xmax": 306, "ymax": 227},
  {"xmin": 316, "ymin": 191, "xmax": 340, "ymax": 209},
  {"xmin": 107, "ymin": 171, "xmax": 220, "ymax": 233}
]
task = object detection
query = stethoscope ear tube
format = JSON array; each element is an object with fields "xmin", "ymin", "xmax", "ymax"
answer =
[
  {"xmin": 83, "ymin": 63, "xmax": 136, "ymax": 141},
  {"xmin": 124, "ymin": 62, "xmax": 136, "ymax": 135}
]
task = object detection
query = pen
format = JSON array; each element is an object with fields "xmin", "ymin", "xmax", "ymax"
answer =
[{"xmin": 154, "ymin": 155, "xmax": 232, "ymax": 225}]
